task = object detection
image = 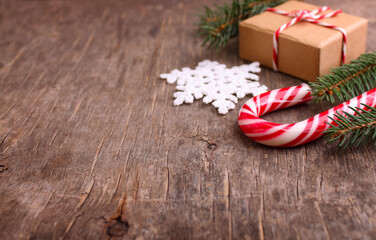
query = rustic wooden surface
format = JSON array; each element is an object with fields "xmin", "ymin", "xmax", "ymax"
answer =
[{"xmin": 1, "ymin": 0, "xmax": 375, "ymax": 239}]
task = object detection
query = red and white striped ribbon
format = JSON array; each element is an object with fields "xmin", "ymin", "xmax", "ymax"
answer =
[
  {"xmin": 238, "ymin": 84, "xmax": 376, "ymax": 147},
  {"xmin": 266, "ymin": 6, "xmax": 347, "ymax": 71}
]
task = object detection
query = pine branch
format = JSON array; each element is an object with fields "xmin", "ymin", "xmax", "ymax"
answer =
[
  {"xmin": 197, "ymin": 0, "xmax": 286, "ymax": 50},
  {"xmin": 324, "ymin": 104, "xmax": 376, "ymax": 150},
  {"xmin": 309, "ymin": 52, "xmax": 376, "ymax": 103}
]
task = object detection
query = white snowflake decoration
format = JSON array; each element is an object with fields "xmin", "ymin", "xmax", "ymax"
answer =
[{"xmin": 160, "ymin": 60, "xmax": 268, "ymax": 114}]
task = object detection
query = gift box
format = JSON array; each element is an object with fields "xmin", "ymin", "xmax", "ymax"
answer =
[{"xmin": 239, "ymin": 1, "xmax": 368, "ymax": 82}]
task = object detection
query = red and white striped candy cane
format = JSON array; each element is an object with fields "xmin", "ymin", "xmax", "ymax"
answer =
[
  {"xmin": 238, "ymin": 84, "xmax": 376, "ymax": 147},
  {"xmin": 266, "ymin": 6, "xmax": 347, "ymax": 71}
]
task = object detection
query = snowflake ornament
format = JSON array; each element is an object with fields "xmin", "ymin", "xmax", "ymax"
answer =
[{"xmin": 160, "ymin": 60, "xmax": 268, "ymax": 114}]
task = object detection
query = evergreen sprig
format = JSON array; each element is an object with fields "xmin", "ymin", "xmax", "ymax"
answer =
[
  {"xmin": 309, "ymin": 52, "xmax": 376, "ymax": 103},
  {"xmin": 197, "ymin": 0, "xmax": 286, "ymax": 50},
  {"xmin": 309, "ymin": 52, "xmax": 376, "ymax": 149},
  {"xmin": 324, "ymin": 105, "xmax": 376, "ymax": 150}
]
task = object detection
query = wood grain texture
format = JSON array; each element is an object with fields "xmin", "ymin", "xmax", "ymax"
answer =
[{"xmin": 0, "ymin": 0, "xmax": 375, "ymax": 239}]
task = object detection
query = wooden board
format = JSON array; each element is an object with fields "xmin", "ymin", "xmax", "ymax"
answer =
[{"xmin": 0, "ymin": 0, "xmax": 375, "ymax": 239}]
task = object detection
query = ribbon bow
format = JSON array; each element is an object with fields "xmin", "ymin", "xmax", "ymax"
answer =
[{"xmin": 266, "ymin": 6, "xmax": 347, "ymax": 71}]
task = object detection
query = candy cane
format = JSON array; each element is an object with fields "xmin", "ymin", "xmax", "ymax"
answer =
[{"xmin": 238, "ymin": 84, "xmax": 376, "ymax": 147}]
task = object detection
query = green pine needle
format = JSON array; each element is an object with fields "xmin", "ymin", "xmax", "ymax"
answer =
[
  {"xmin": 310, "ymin": 52, "xmax": 376, "ymax": 149},
  {"xmin": 309, "ymin": 52, "xmax": 376, "ymax": 103},
  {"xmin": 197, "ymin": 0, "xmax": 286, "ymax": 50},
  {"xmin": 324, "ymin": 104, "xmax": 376, "ymax": 150}
]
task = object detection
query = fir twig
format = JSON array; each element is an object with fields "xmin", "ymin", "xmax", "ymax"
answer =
[
  {"xmin": 309, "ymin": 52, "xmax": 376, "ymax": 103},
  {"xmin": 324, "ymin": 104, "xmax": 376, "ymax": 150},
  {"xmin": 197, "ymin": 0, "xmax": 286, "ymax": 50}
]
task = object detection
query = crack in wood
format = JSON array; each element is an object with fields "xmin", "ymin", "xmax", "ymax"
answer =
[
  {"xmin": 60, "ymin": 212, "xmax": 83, "ymax": 240},
  {"xmin": 191, "ymin": 135, "xmax": 218, "ymax": 150},
  {"xmin": 315, "ymin": 201, "xmax": 331, "ymax": 240},
  {"xmin": 91, "ymin": 139, "xmax": 105, "ymax": 174},
  {"xmin": 77, "ymin": 180, "xmax": 95, "ymax": 210},
  {"xmin": 259, "ymin": 191, "xmax": 265, "ymax": 240},
  {"xmin": 144, "ymin": 43, "xmax": 160, "ymax": 87},
  {"xmin": 0, "ymin": 130, "xmax": 12, "ymax": 149},
  {"xmin": 73, "ymin": 33, "xmax": 94, "ymax": 68},
  {"xmin": 224, "ymin": 166, "xmax": 232, "ymax": 240},
  {"xmin": 133, "ymin": 168, "xmax": 140, "ymax": 202},
  {"xmin": 1, "ymin": 46, "xmax": 26, "ymax": 72},
  {"xmin": 165, "ymin": 150, "xmax": 170, "ymax": 201},
  {"xmin": 0, "ymin": 164, "xmax": 8, "ymax": 173},
  {"xmin": 0, "ymin": 103, "xmax": 15, "ymax": 120},
  {"xmin": 105, "ymin": 193, "xmax": 129, "ymax": 238}
]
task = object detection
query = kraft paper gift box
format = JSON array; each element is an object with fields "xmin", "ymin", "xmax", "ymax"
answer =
[{"xmin": 239, "ymin": 1, "xmax": 368, "ymax": 82}]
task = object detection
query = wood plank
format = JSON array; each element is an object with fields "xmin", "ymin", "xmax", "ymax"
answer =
[{"xmin": 0, "ymin": 0, "xmax": 375, "ymax": 239}]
